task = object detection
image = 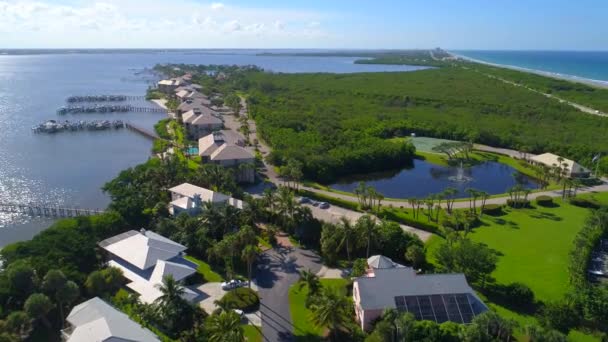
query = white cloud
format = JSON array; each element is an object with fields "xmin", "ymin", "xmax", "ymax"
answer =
[
  {"xmin": 210, "ymin": 2, "xmax": 224, "ymax": 10},
  {"xmin": 0, "ymin": 0, "xmax": 337, "ymax": 48}
]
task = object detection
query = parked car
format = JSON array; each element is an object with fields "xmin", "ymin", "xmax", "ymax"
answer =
[
  {"xmin": 221, "ymin": 279, "xmax": 246, "ymax": 290},
  {"xmin": 299, "ymin": 196, "xmax": 311, "ymax": 204},
  {"xmin": 319, "ymin": 202, "xmax": 330, "ymax": 209},
  {"xmin": 311, "ymin": 201, "xmax": 320, "ymax": 207},
  {"xmin": 233, "ymin": 309, "xmax": 244, "ymax": 317}
]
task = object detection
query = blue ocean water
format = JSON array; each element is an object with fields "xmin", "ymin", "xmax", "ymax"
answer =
[
  {"xmin": 0, "ymin": 50, "xmax": 426, "ymax": 246},
  {"xmin": 453, "ymin": 50, "xmax": 608, "ymax": 85}
]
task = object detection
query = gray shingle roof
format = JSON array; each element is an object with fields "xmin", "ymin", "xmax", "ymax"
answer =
[{"xmin": 355, "ymin": 267, "xmax": 483, "ymax": 311}]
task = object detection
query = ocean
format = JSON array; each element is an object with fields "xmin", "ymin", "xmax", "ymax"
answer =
[
  {"xmin": 454, "ymin": 50, "xmax": 608, "ymax": 86},
  {"xmin": 0, "ymin": 50, "xmax": 427, "ymax": 246}
]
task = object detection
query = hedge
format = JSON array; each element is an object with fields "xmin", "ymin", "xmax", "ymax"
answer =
[
  {"xmin": 482, "ymin": 204, "xmax": 503, "ymax": 216},
  {"xmin": 217, "ymin": 287, "xmax": 260, "ymax": 312},
  {"xmin": 569, "ymin": 197, "xmax": 601, "ymax": 209},
  {"xmin": 377, "ymin": 208, "xmax": 442, "ymax": 235},
  {"xmin": 536, "ymin": 195, "xmax": 554, "ymax": 206}
]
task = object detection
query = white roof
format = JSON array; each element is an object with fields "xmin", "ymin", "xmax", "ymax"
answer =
[
  {"xmin": 367, "ymin": 255, "xmax": 403, "ymax": 269},
  {"xmin": 170, "ymin": 196, "xmax": 192, "ymax": 209},
  {"xmin": 66, "ymin": 297, "xmax": 159, "ymax": 342},
  {"xmin": 149, "ymin": 260, "xmax": 196, "ymax": 283},
  {"xmin": 168, "ymin": 183, "xmax": 231, "ymax": 203},
  {"xmin": 198, "ymin": 131, "xmax": 245, "ymax": 157},
  {"xmin": 100, "ymin": 230, "xmax": 186, "ymax": 270},
  {"xmin": 127, "ymin": 280, "xmax": 198, "ymax": 304},
  {"xmin": 530, "ymin": 153, "xmax": 586, "ymax": 174},
  {"xmin": 191, "ymin": 114, "xmax": 223, "ymax": 126}
]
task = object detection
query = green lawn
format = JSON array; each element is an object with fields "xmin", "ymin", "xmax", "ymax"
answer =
[
  {"xmin": 184, "ymin": 255, "xmax": 224, "ymax": 282},
  {"xmin": 425, "ymin": 195, "xmax": 608, "ymax": 341},
  {"xmin": 288, "ymin": 278, "xmax": 350, "ymax": 341},
  {"xmin": 243, "ymin": 325, "xmax": 263, "ymax": 342}
]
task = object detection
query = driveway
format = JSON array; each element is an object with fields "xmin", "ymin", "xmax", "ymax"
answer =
[
  {"xmin": 194, "ymin": 282, "xmax": 261, "ymax": 326},
  {"xmin": 256, "ymin": 244, "xmax": 325, "ymax": 342}
]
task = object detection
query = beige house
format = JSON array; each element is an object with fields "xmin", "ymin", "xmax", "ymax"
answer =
[
  {"xmin": 168, "ymin": 183, "xmax": 245, "ymax": 216},
  {"xmin": 530, "ymin": 153, "xmax": 589, "ymax": 177},
  {"xmin": 199, "ymin": 131, "xmax": 255, "ymax": 183},
  {"xmin": 353, "ymin": 255, "xmax": 487, "ymax": 331},
  {"xmin": 182, "ymin": 108, "xmax": 223, "ymax": 139}
]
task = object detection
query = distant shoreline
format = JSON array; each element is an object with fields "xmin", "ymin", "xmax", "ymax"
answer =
[{"xmin": 450, "ymin": 51, "xmax": 608, "ymax": 89}]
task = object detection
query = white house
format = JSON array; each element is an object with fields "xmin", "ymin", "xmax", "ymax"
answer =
[
  {"xmin": 63, "ymin": 297, "xmax": 159, "ymax": 342},
  {"xmin": 168, "ymin": 182, "xmax": 245, "ymax": 216},
  {"xmin": 199, "ymin": 131, "xmax": 255, "ymax": 183},
  {"xmin": 530, "ymin": 153, "xmax": 590, "ymax": 177},
  {"xmin": 353, "ymin": 255, "xmax": 487, "ymax": 331},
  {"xmin": 99, "ymin": 229, "xmax": 198, "ymax": 304}
]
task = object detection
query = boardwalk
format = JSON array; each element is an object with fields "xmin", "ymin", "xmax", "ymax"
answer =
[
  {"xmin": 0, "ymin": 203, "xmax": 104, "ymax": 218},
  {"xmin": 125, "ymin": 122, "xmax": 160, "ymax": 140}
]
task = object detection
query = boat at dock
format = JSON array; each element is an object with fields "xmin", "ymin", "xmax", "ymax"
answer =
[{"xmin": 32, "ymin": 119, "xmax": 125, "ymax": 133}]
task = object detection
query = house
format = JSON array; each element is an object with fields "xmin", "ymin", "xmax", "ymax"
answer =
[
  {"xmin": 182, "ymin": 107, "xmax": 223, "ymax": 139},
  {"xmin": 199, "ymin": 131, "xmax": 254, "ymax": 183},
  {"xmin": 177, "ymin": 98, "xmax": 213, "ymax": 116},
  {"xmin": 157, "ymin": 78, "xmax": 184, "ymax": 94},
  {"xmin": 530, "ymin": 153, "xmax": 589, "ymax": 178},
  {"xmin": 63, "ymin": 297, "xmax": 159, "ymax": 342},
  {"xmin": 99, "ymin": 229, "xmax": 198, "ymax": 304},
  {"xmin": 353, "ymin": 255, "xmax": 487, "ymax": 331},
  {"xmin": 168, "ymin": 182, "xmax": 245, "ymax": 216}
]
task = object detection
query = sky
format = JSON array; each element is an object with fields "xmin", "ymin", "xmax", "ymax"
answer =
[{"xmin": 1, "ymin": 0, "xmax": 607, "ymax": 50}]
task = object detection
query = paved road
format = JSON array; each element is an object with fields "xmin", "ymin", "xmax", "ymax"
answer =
[{"xmin": 256, "ymin": 244, "xmax": 324, "ymax": 342}]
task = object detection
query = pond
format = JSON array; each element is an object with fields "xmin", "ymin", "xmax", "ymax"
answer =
[{"xmin": 328, "ymin": 159, "xmax": 540, "ymax": 199}]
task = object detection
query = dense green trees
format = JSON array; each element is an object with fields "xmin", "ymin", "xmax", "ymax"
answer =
[
  {"xmin": 434, "ymin": 236, "xmax": 498, "ymax": 289},
  {"xmin": 245, "ymin": 67, "xmax": 608, "ymax": 181}
]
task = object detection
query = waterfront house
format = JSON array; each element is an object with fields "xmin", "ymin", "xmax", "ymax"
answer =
[
  {"xmin": 177, "ymin": 98, "xmax": 212, "ymax": 116},
  {"xmin": 353, "ymin": 255, "xmax": 487, "ymax": 331},
  {"xmin": 198, "ymin": 131, "xmax": 254, "ymax": 183},
  {"xmin": 63, "ymin": 297, "xmax": 159, "ymax": 342},
  {"xmin": 157, "ymin": 78, "xmax": 184, "ymax": 94},
  {"xmin": 530, "ymin": 152, "xmax": 590, "ymax": 178},
  {"xmin": 182, "ymin": 107, "xmax": 223, "ymax": 139},
  {"xmin": 99, "ymin": 229, "xmax": 198, "ymax": 304},
  {"xmin": 168, "ymin": 182, "xmax": 245, "ymax": 216}
]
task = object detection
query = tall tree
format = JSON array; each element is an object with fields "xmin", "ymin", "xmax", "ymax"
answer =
[
  {"xmin": 241, "ymin": 245, "xmax": 259, "ymax": 288},
  {"xmin": 206, "ymin": 311, "xmax": 244, "ymax": 342},
  {"xmin": 356, "ymin": 215, "xmax": 377, "ymax": 258},
  {"xmin": 310, "ymin": 287, "xmax": 352, "ymax": 341},
  {"xmin": 337, "ymin": 217, "xmax": 357, "ymax": 261}
]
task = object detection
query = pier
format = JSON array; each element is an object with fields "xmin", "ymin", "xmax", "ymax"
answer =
[
  {"xmin": 57, "ymin": 105, "xmax": 166, "ymax": 115},
  {"xmin": 0, "ymin": 202, "xmax": 104, "ymax": 218},
  {"xmin": 125, "ymin": 122, "xmax": 160, "ymax": 140},
  {"xmin": 66, "ymin": 95, "xmax": 146, "ymax": 103}
]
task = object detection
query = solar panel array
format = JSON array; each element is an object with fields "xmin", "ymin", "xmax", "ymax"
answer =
[{"xmin": 394, "ymin": 293, "xmax": 480, "ymax": 324}]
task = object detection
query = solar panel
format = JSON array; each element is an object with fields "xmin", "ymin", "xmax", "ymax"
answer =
[{"xmin": 394, "ymin": 293, "xmax": 480, "ymax": 324}]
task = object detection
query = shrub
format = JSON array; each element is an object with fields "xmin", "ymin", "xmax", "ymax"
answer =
[
  {"xmin": 351, "ymin": 258, "xmax": 368, "ymax": 277},
  {"xmin": 482, "ymin": 204, "xmax": 503, "ymax": 215},
  {"xmin": 505, "ymin": 282, "xmax": 535, "ymax": 308},
  {"xmin": 569, "ymin": 197, "xmax": 600, "ymax": 209},
  {"xmin": 536, "ymin": 196, "xmax": 553, "ymax": 206},
  {"xmin": 218, "ymin": 287, "xmax": 260, "ymax": 312},
  {"xmin": 506, "ymin": 199, "xmax": 531, "ymax": 208}
]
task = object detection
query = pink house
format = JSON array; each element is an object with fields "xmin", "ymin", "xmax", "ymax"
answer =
[{"xmin": 353, "ymin": 255, "xmax": 487, "ymax": 331}]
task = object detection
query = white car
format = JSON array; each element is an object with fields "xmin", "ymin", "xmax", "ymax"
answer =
[
  {"xmin": 233, "ymin": 309, "xmax": 244, "ymax": 317},
  {"xmin": 221, "ymin": 279, "xmax": 246, "ymax": 290}
]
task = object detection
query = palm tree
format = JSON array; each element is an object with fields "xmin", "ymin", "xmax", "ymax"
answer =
[
  {"xmin": 154, "ymin": 275, "xmax": 189, "ymax": 333},
  {"xmin": 337, "ymin": 217, "xmax": 357, "ymax": 261},
  {"xmin": 206, "ymin": 311, "xmax": 244, "ymax": 342},
  {"xmin": 276, "ymin": 186, "xmax": 297, "ymax": 231},
  {"xmin": 310, "ymin": 287, "xmax": 352, "ymax": 341},
  {"xmin": 241, "ymin": 245, "xmax": 259, "ymax": 288},
  {"xmin": 299, "ymin": 269, "xmax": 320, "ymax": 292},
  {"xmin": 356, "ymin": 215, "xmax": 377, "ymax": 258}
]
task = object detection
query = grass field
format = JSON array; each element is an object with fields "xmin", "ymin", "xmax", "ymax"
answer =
[
  {"xmin": 184, "ymin": 255, "xmax": 224, "ymax": 282},
  {"xmin": 425, "ymin": 193, "xmax": 608, "ymax": 341},
  {"xmin": 288, "ymin": 278, "xmax": 350, "ymax": 341},
  {"xmin": 243, "ymin": 325, "xmax": 263, "ymax": 342}
]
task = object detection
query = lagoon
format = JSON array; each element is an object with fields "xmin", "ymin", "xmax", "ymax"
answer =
[{"xmin": 328, "ymin": 159, "xmax": 540, "ymax": 199}]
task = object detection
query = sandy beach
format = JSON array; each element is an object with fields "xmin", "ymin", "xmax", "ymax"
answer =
[{"xmin": 450, "ymin": 52, "xmax": 608, "ymax": 89}]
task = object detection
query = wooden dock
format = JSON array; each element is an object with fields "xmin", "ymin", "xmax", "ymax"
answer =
[
  {"xmin": 125, "ymin": 122, "xmax": 160, "ymax": 140},
  {"xmin": 0, "ymin": 203, "xmax": 104, "ymax": 218}
]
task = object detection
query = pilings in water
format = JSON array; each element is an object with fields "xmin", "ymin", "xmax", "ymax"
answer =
[
  {"xmin": 0, "ymin": 203, "xmax": 104, "ymax": 218},
  {"xmin": 57, "ymin": 105, "xmax": 166, "ymax": 115},
  {"xmin": 66, "ymin": 95, "xmax": 146, "ymax": 103}
]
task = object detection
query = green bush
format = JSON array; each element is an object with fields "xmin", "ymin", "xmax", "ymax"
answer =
[
  {"xmin": 505, "ymin": 282, "xmax": 535, "ymax": 308},
  {"xmin": 153, "ymin": 119, "xmax": 172, "ymax": 139},
  {"xmin": 569, "ymin": 197, "xmax": 600, "ymax": 209},
  {"xmin": 218, "ymin": 287, "xmax": 260, "ymax": 312},
  {"xmin": 482, "ymin": 204, "xmax": 503, "ymax": 215},
  {"xmin": 506, "ymin": 199, "xmax": 531, "ymax": 208},
  {"xmin": 378, "ymin": 208, "xmax": 441, "ymax": 235},
  {"xmin": 536, "ymin": 196, "xmax": 553, "ymax": 206}
]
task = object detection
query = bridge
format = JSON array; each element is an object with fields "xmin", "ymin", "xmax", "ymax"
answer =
[{"xmin": 0, "ymin": 203, "xmax": 104, "ymax": 218}]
